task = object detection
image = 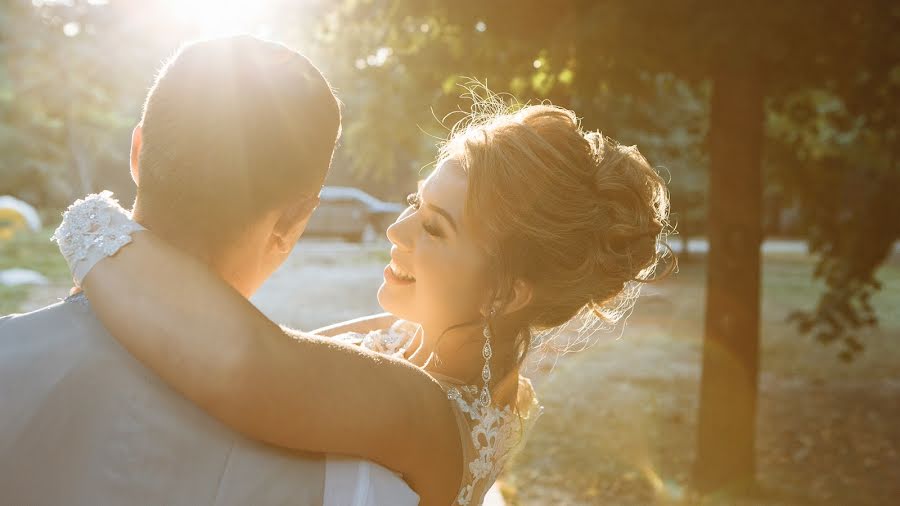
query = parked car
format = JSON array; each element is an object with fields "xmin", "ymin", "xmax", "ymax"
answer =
[{"xmin": 304, "ymin": 186, "xmax": 404, "ymax": 243}]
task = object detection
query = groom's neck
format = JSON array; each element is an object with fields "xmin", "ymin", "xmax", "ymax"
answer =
[
  {"xmin": 131, "ymin": 199, "xmax": 212, "ymax": 263},
  {"xmin": 131, "ymin": 198, "xmax": 255, "ymax": 299}
]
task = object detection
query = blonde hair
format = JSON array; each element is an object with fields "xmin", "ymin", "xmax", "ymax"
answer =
[{"xmin": 438, "ymin": 86, "xmax": 677, "ymax": 381}]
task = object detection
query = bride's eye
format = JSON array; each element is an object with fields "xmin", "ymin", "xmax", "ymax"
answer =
[
  {"xmin": 422, "ymin": 221, "xmax": 443, "ymax": 238},
  {"xmin": 406, "ymin": 192, "xmax": 442, "ymax": 238}
]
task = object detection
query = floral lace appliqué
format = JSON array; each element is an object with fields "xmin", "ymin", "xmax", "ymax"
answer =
[
  {"xmin": 331, "ymin": 320, "xmax": 543, "ymax": 506},
  {"xmin": 51, "ymin": 191, "xmax": 144, "ymax": 286},
  {"xmin": 332, "ymin": 319, "xmax": 418, "ymax": 358},
  {"xmin": 446, "ymin": 385, "xmax": 535, "ymax": 506}
]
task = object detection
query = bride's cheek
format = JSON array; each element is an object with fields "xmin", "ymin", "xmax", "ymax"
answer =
[
  {"xmin": 441, "ymin": 254, "xmax": 476, "ymax": 309},
  {"xmin": 418, "ymin": 248, "xmax": 448, "ymax": 299}
]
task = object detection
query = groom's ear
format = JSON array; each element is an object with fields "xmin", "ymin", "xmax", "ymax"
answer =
[
  {"xmin": 130, "ymin": 124, "xmax": 143, "ymax": 186},
  {"xmin": 271, "ymin": 195, "xmax": 320, "ymax": 253}
]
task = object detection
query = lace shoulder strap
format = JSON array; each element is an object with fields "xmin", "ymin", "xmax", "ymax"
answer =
[
  {"xmin": 442, "ymin": 375, "xmax": 544, "ymax": 506},
  {"xmin": 52, "ymin": 191, "xmax": 145, "ymax": 287}
]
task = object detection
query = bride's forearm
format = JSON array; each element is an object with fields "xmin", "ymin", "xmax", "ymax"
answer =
[
  {"xmin": 81, "ymin": 232, "xmax": 271, "ymax": 400},
  {"xmin": 79, "ymin": 233, "xmax": 452, "ymax": 483},
  {"xmin": 80, "ymin": 231, "xmax": 341, "ymax": 431}
]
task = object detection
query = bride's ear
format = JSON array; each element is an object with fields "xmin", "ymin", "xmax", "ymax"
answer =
[
  {"xmin": 130, "ymin": 124, "xmax": 143, "ymax": 186},
  {"xmin": 484, "ymin": 279, "xmax": 533, "ymax": 318},
  {"xmin": 502, "ymin": 279, "xmax": 533, "ymax": 316}
]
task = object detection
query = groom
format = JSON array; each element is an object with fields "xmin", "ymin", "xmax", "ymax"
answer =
[{"xmin": 0, "ymin": 35, "xmax": 410, "ymax": 504}]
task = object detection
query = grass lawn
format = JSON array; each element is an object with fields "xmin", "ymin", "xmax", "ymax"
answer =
[
  {"xmin": 503, "ymin": 254, "xmax": 900, "ymax": 505},
  {"xmin": 0, "ymin": 226, "xmax": 70, "ymax": 316}
]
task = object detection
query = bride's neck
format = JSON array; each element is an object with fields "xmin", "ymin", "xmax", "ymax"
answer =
[
  {"xmin": 405, "ymin": 331, "xmax": 431, "ymax": 368},
  {"xmin": 411, "ymin": 326, "xmax": 517, "ymax": 392}
]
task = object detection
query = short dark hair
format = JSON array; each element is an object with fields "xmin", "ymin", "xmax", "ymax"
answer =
[{"xmin": 136, "ymin": 35, "xmax": 341, "ymax": 250}]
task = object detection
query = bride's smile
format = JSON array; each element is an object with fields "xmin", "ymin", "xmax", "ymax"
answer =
[
  {"xmin": 375, "ymin": 157, "xmax": 504, "ymax": 383},
  {"xmin": 385, "ymin": 259, "xmax": 416, "ymax": 283}
]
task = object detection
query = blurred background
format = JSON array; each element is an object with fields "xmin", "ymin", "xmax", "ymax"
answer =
[{"xmin": 1, "ymin": 1, "xmax": 898, "ymax": 504}]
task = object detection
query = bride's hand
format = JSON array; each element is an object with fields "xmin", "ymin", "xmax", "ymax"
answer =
[{"xmin": 311, "ymin": 312, "xmax": 398, "ymax": 337}]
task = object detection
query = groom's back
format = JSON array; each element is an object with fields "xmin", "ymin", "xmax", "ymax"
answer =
[{"xmin": 0, "ymin": 294, "xmax": 325, "ymax": 505}]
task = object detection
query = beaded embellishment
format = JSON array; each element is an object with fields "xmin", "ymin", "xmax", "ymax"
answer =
[{"xmin": 51, "ymin": 191, "xmax": 144, "ymax": 286}]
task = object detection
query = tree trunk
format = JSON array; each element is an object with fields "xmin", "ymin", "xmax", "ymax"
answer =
[{"xmin": 692, "ymin": 62, "xmax": 764, "ymax": 494}]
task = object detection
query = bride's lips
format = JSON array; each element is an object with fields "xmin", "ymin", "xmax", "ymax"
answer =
[{"xmin": 384, "ymin": 263, "xmax": 416, "ymax": 285}]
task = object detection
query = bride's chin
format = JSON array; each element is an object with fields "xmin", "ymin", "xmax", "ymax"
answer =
[{"xmin": 376, "ymin": 283, "xmax": 416, "ymax": 321}]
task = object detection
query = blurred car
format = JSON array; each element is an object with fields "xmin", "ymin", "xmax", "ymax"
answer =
[{"xmin": 304, "ymin": 186, "xmax": 404, "ymax": 243}]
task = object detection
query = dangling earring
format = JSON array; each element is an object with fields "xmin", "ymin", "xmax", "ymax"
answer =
[{"xmin": 479, "ymin": 308, "xmax": 495, "ymax": 408}]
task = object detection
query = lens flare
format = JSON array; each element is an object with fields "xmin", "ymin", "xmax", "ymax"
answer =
[{"xmin": 160, "ymin": 0, "xmax": 270, "ymax": 37}]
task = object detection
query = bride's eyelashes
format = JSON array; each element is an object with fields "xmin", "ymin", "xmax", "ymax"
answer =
[
  {"xmin": 405, "ymin": 192, "xmax": 444, "ymax": 238},
  {"xmin": 422, "ymin": 221, "xmax": 443, "ymax": 238}
]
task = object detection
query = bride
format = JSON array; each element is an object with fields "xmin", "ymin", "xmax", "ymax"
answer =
[{"xmin": 53, "ymin": 94, "xmax": 673, "ymax": 505}]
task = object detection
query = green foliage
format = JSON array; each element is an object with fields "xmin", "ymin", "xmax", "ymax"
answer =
[
  {"xmin": 1, "ymin": 0, "xmax": 151, "ymax": 209},
  {"xmin": 768, "ymin": 86, "xmax": 899, "ymax": 361},
  {"xmin": 337, "ymin": 0, "xmax": 896, "ymax": 361},
  {"xmin": 0, "ymin": 0, "xmax": 896, "ymax": 358}
]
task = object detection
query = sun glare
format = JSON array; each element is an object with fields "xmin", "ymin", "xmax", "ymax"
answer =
[{"xmin": 161, "ymin": 0, "xmax": 272, "ymax": 38}]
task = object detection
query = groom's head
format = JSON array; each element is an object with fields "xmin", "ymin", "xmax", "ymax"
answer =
[{"xmin": 130, "ymin": 35, "xmax": 340, "ymax": 297}]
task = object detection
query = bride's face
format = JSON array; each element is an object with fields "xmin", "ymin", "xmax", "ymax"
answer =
[{"xmin": 377, "ymin": 157, "xmax": 489, "ymax": 341}]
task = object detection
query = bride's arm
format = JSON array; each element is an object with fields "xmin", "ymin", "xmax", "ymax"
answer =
[
  {"xmin": 80, "ymin": 231, "xmax": 460, "ymax": 504},
  {"xmin": 310, "ymin": 312, "xmax": 398, "ymax": 337}
]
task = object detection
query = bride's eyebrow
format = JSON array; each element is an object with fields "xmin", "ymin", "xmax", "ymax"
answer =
[
  {"xmin": 427, "ymin": 202, "xmax": 457, "ymax": 232},
  {"xmin": 418, "ymin": 190, "xmax": 457, "ymax": 232}
]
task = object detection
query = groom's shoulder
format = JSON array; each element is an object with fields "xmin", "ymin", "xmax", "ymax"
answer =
[
  {"xmin": 0, "ymin": 298, "xmax": 64, "ymax": 329},
  {"xmin": 2, "ymin": 291, "xmax": 85, "ymax": 319},
  {"xmin": 0, "ymin": 292, "xmax": 104, "ymax": 344}
]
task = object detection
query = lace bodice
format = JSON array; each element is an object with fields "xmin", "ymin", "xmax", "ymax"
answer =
[
  {"xmin": 53, "ymin": 192, "xmax": 544, "ymax": 506},
  {"xmin": 333, "ymin": 322, "xmax": 544, "ymax": 506}
]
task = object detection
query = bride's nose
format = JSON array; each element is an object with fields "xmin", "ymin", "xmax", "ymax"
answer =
[{"xmin": 386, "ymin": 207, "xmax": 415, "ymax": 251}]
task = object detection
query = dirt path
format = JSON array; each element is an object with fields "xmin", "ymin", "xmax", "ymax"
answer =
[{"xmin": 501, "ymin": 259, "xmax": 900, "ymax": 506}]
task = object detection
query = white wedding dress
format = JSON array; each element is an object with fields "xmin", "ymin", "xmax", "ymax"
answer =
[
  {"xmin": 53, "ymin": 192, "xmax": 544, "ymax": 506},
  {"xmin": 329, "ymin": 320, "xmax": 543, "ymax": 505}
]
